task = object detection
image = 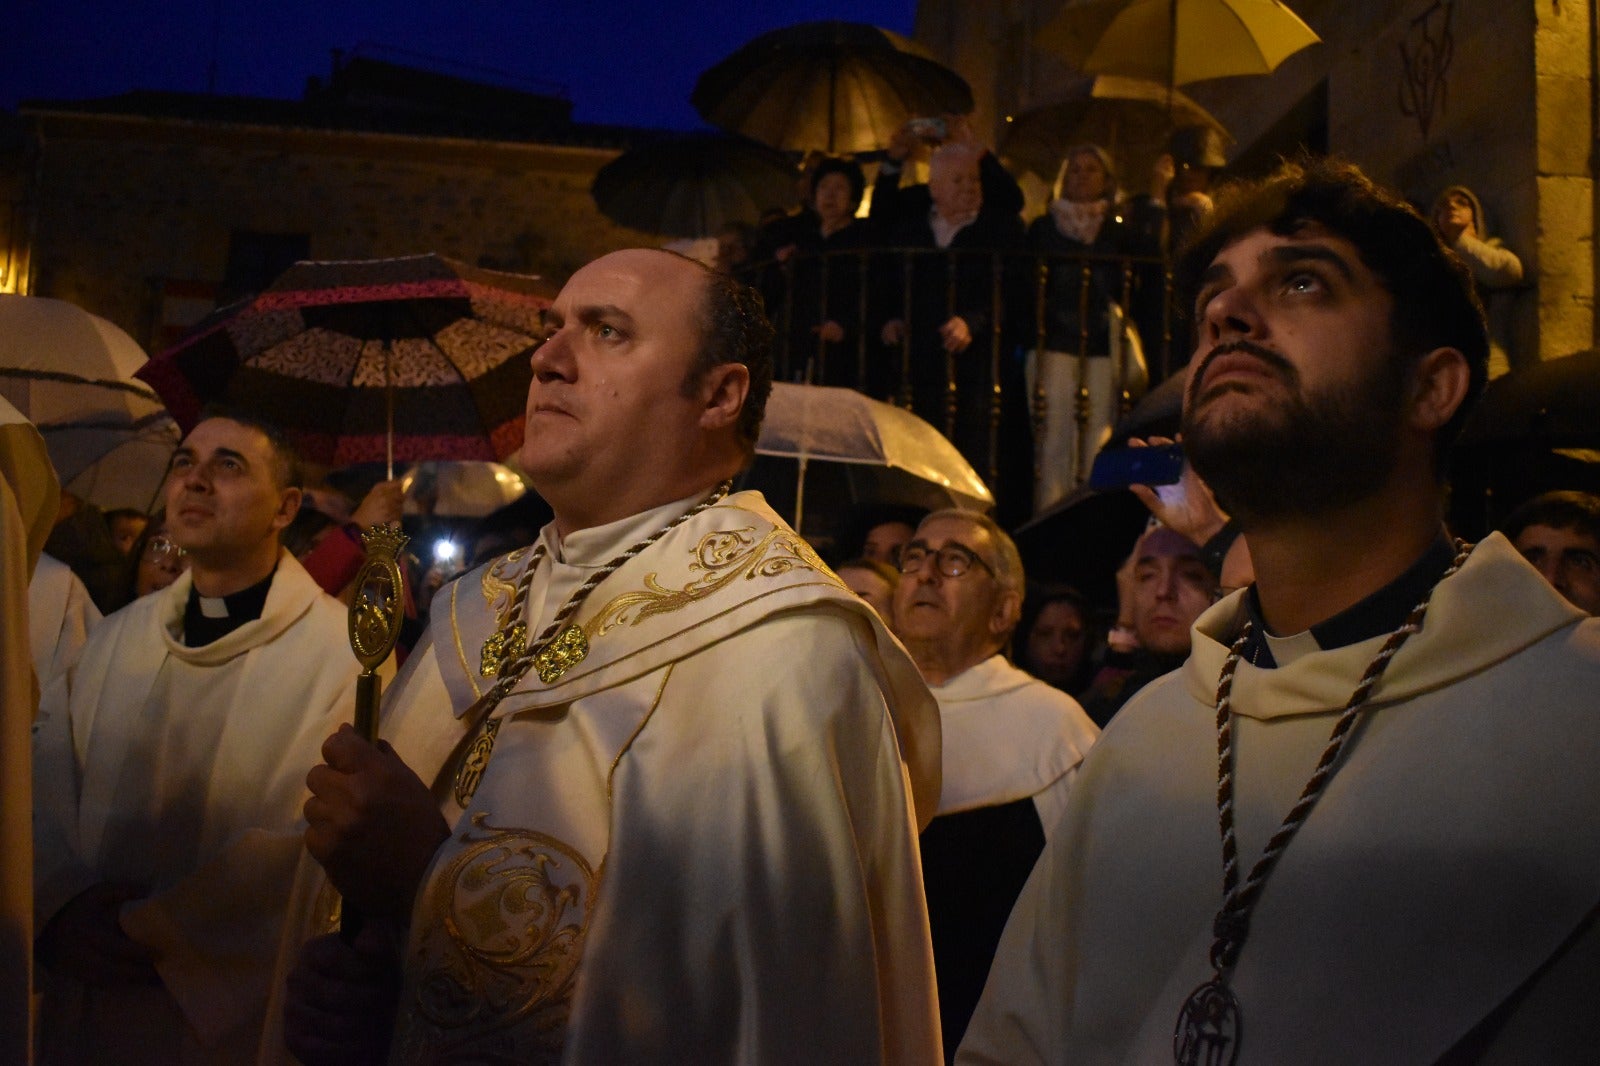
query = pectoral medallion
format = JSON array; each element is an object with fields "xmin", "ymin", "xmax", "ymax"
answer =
[
  {"xmin": 1174, "ymin": 976, "xmax": 1241, "ymax": 1066},
  {"xmin": 533, "ymin": 624, "xmax": 588, "ymax": 683},
  {"xmin": 453, "ymin": 717, "xmax": 502, "ymax": 809}
]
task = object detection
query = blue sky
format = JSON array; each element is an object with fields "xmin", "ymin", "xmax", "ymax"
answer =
[{"xmin": 6, "ymin": 0, "xmax": 919, "ymax": 129}]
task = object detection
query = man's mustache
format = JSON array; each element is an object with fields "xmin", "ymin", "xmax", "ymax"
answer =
[{"xmin": 1190, "ymin": 341, "xmax": 1297, "ymax": 392}]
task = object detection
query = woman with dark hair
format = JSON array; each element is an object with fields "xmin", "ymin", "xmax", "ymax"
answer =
[
  {"xmin": 126, "ymin": 511, "xmax": 189, "ymax": 600},
  {"xmin": 1014, "ymin": 584, "xmax": 1097, "ymax": 696},
  {"xmin": 1026, "ymin": 143, "xmax": 1162, "ymax": 511},
  {"xmin": 756, "ymin": 156, "xmax": 878, "ymax": 386}
]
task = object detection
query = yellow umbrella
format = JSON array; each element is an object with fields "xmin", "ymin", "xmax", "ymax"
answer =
[{"xmin": 1040, "ymin": 0, "xmax": 1321, "ymax": 88}]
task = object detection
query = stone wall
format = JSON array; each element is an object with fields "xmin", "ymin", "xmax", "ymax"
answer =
[{"xmin": 13, "ymin": 112, "xmax": 655, "ymax": 348}]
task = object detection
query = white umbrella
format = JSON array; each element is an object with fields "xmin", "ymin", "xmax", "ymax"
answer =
[
  {"xmin": 753, "ymin": 383, "xmax": 993, "ymax": 533},
  {"xmin": 401, "ymin": 461, "xmax": 529, "ymax": 518},
  {"xmin": 0, "ymin": 295, "xmax": 172, "ymax": 493},
  {"xmin": 61, "ymin": 416, "xmax": 181, "ymax": 512}
]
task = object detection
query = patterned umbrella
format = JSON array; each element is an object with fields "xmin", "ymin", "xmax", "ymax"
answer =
[{"xmin": 137, "ymin": 254, "xmax": 555, "ymax": 474}]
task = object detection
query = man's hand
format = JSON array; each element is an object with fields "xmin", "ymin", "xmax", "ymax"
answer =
[
  {"xmin": 351, "ymin": 479, "xmax": 404, "ymax": 529},
  {"xmin": 283, "ymin": 927, "xmax": 401, "ymax": 1066},
  {"xmin": 880, "ymin": 319, "xmax": 907, "ymax": 346},
  {"xmin": 304, "ymin": 725, "xmax": 451, "ymax": 924},
  {"xmin": 886, "ymin": 124, "xmax": 919, "ymax": 163},
  {"xmin": 939, "ymin": 316, "xmax": 973, "ymax": 353},
  {"xmin": 1127, "ymin": 435, "xmax": 1228, "ymax": 547},
  {"xmin": 36, "ymin": 881, "xmax": 161, "ymax": 986}
]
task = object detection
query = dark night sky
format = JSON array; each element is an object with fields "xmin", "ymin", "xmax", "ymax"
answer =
[{"xmin": 6, "ymin": 1, "xmax": 920, "ymax": 129}]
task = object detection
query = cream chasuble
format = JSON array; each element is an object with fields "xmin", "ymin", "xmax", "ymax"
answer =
[
  {"xmin": 361, "ymin": 489, "xmax": 942, "ymax": 1064},
  {"xmin": 33, "ymin": 550, "xmax": 361, "ymax": 1064},
  {"xmin": 29, "ymin": 553, "xmax": 101, "ymax": 687},
  {"xmin": 960, "ymin": 535, "xmax": 1600, "ymax": 1065},
  {"xmin": 930, "ymin": 654, "xmax": 1098, "ymax": 835},
  {"xmin": 1, "ymin": 398, "xmax": 59, "ymax": 1065}
]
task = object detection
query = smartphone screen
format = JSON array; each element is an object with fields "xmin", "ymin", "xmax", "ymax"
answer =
[{"xmin": 1088, "ymin": 443, "xmax": 1186, "ymax": 490}]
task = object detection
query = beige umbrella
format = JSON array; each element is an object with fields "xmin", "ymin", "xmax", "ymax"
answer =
[
  {"xmin": 1040, "ymin": 0, "xmax": 1321, "ymax": 88},
  {"xmin": 0, "ymin": 295, "xmax": 172, "ymax": 494},
  {"xmin": 1001, "ymin": 74, "xmax": 1229, "ymax": 184},
  {"xmin": 751, "ymin": 383, "xmax": 993, "ymax": 536}
]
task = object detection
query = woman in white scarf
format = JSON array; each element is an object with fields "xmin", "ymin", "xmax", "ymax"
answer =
[{"xmin": 1025, "ymin": 144, "xmax": 1162, "ymax": 512}]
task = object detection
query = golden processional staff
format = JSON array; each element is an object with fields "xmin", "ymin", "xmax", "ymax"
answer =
[{"xmin": 341, "ymin": 523, "xmax": 409, "ymax": 935}]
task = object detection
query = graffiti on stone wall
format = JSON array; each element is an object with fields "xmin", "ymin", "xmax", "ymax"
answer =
[{"xmin": 1398, "ymin": 0, "xmax": 1455, "ymax": 140}]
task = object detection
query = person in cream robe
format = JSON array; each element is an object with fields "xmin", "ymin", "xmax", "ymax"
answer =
[
  {"xmin": 961, "ymin": 159, "xmax": 1600, "ymax": 1065},
  {"xmin": 33, "ymin": 415, "xmax": 361, "ymax": 1064},
  {"xmin": 289, "ymin": 249, "xmax": 943, "ymax": 1065}
]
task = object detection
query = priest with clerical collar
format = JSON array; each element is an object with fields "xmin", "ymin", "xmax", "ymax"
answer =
[{"xmin": 33, "ymin": 411, "xmax": 362, "ymax": 1064}]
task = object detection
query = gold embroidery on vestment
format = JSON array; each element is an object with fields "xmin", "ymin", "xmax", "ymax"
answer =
[
  {"xmin": 480, "ymin": 543, "xmax": 536, "ymax": 616},
  {"xmin": 397, "ymin": 813, "xmax": 595, "ymax": 1063},
  {"xmin": 589, "ymin": 526, "xmax": 824, "ymax": 635}
]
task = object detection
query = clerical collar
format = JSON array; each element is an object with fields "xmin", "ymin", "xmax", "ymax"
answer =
[
  {"xmin": 1238, "ymin": 531, "xmax": 1457, "ymax": 669},
  {"xmin": 183, "ymin": 566, "xmax": 276, "ymax": 647}
]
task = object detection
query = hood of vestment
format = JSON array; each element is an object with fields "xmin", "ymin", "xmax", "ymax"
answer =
[{"xmin": 1182, "ymin": 533, "xmax": 1587, "ymax": 719}]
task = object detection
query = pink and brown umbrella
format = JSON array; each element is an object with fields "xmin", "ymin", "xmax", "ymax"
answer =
[{"xmin": 137, "ymin": 254, "xmax": 556, "ymax": 474}]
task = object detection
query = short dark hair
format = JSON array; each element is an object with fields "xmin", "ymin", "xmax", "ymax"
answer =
[
  {"xmin": 1175, "ymin": 157, "xmax": 1490, "ymax": 468},
  {"xmin": 1501, "ymin": 490, "xmax": 1600, "ymax": 544},
  {"xmin": 194, "ymin": 405, "xmax": 304, "ymax": 490},
  {"xmin": 811, "ymin": 157, "xmax": 866, "ymax": 207},
  {"xmin": 683, "ymin": 264, "xmax": 775, "ymax": 453}
]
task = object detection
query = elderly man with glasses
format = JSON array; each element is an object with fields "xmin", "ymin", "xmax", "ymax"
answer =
[{"xmin": 891, "ymin": 508, "xmax": 1099, "ymax": 1061}]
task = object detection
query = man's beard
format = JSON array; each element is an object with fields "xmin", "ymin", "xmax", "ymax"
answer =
[{"xmin": 1180, "ymin": 341, "xmax": 1408, "ymax": 525}]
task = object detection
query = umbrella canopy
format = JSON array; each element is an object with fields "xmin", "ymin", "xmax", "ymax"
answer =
[
  {"xmin": 592, "ymin": 132, "xmax": 799, "ymax": 239},
  {"xmin": 137, "ymin": 254, "xmax": 556, "ymax": 473},
  {"xmin": 1001, "ymin": 75, "xmax": 1229, "ymax": 185},
  {"xmin": 61, "ymin": 416, "xmax": 181, "ymax": 512},
  {"xmin": 747, "ymin": 383, "xmax": 992, "ymax": 542},
  {"xmin": 402, "ymin": 460, "xmax": 528, "ymax": 518},
  {"xmin": 0, "ymin": 294, "xmax": 173, "ymax": 488},
  {"xmin": 1040, "ymin": 0, "xmax": 1321, "ymax": 88},
  {"xmin": 692, "ymin": 20, "xmax": 974, "ymax": 154},
  {"xmin": 1012, "ymin": 482, "xmax": 1152, "ymax": 608}
]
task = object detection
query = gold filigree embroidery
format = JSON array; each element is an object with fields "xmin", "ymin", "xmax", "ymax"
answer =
[
  {"xmin": 533, "ymin": 624, "xmax": 588, "ymax": 683},
  {"xmin": 589, "ymin": 526, "xmax": 824, "ymax": 635},
  {"xmin": 479, "ymin": 542, "xmax": 537, "ymax": 619},
  {"xmin": 394, "ymin": 813, "xmax": 595, "ymax": 1064}
]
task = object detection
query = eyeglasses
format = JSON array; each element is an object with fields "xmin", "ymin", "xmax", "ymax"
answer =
[
  {"xmin": 143, "ymin": 534, "xmax": 187, "ymax": 564},
  {"xmin": 897, "ymin": 542, "xmax": 996, "ymax": 580}
]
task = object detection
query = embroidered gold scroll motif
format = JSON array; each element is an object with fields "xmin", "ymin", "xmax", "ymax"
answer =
[
  {"xmin": 589, "ymin": 526, "xmax": 824, "ymax": 635},
  {"xmin": 392, "ymin": 813, "xmax": 596, "ymax": 1065}
]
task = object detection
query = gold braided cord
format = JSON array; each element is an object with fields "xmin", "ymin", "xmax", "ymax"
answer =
[{"xmin": 452, "ymin": 482, "xmax": 732, "ymax": 805}]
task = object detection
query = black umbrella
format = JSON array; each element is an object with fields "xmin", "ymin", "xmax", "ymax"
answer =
[
  {"xmin": 1012, "ymin": 483, "xmax": 1152, "ymax": 609},
  {"xmin": 591, "ymin": 132, "xmax": 800, "ymax": 239},
  {"xmin": 692, "ymin": 21, "xmax": 974, "ymax": 155}
]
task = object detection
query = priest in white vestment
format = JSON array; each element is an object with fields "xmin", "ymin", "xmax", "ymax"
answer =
[
  {"xmin": 33, "ymin": 414, "xmax": 362, "ymax": 1064},
  {"xmin": 961, "ymin": 159, "xmax": 1600, "ymax": 1064},
  {"xmin": 892, "ymin": 508, "xmax": 1097, "ymax": 1059},
  {"xmin": 287, "ymin": 249, "xmax": 943, "ymax": 1064}
]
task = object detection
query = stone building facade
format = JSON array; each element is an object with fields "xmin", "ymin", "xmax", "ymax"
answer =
[
  {"xmin": 913, "ymin": 0, "xmax": 1596, "ymax": 367},
  {"xmin": 2, "ymin": 57, "xmax": 658, "ymax": 350}
]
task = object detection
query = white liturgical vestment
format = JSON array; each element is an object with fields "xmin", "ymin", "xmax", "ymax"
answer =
[
  {"xmin": 930, "ymin": 653, "xmax": 1098, "ymax": 835},
  {"xmin": 33, "ymin": 550, "xmax": 361, "ymax": 1065},
  {"xmin": 365, "ymin": 488, "xmax": 942, "ymax": 1064},
  {"xmin": 959, "ymin": 535, "xmax": 1600, "ymax": 1064}
]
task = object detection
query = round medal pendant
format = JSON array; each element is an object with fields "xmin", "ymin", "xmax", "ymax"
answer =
[{"xmin": 1174, "ymin": 975, "xmax": 1241, "ymax": 1066}]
